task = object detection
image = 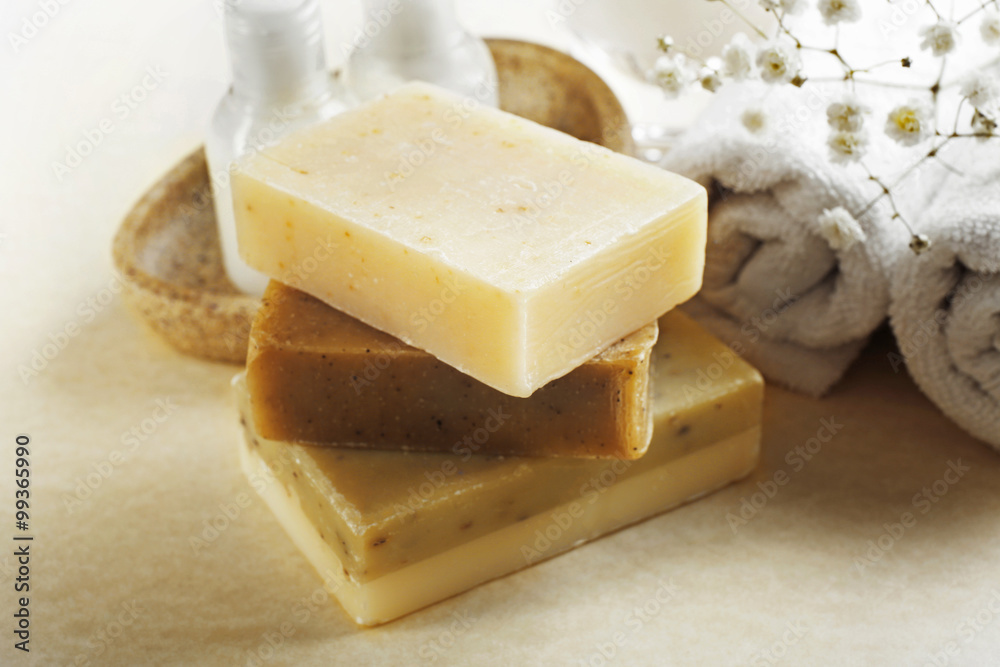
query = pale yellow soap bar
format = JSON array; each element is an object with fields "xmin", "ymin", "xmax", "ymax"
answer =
[
  {"xmin": 232, "ymin": 82, "xmax": 707, "ymax": 396},
  {"xmin": 236, "ymin": 313, "xmax": 762, "ymax": 625}
]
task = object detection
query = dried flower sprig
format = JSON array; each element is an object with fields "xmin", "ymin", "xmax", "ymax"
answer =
[{"xmin": 650, "ymin": 0, "xmax": 1000, "ymax": 254}]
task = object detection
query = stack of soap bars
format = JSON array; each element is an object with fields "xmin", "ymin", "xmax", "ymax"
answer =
[{"xmin": 231, "ymin": 82, "xmax": 763, "ymax": 626}]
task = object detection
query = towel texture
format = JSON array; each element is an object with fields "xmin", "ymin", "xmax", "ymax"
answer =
[
  {"xmin": 662, "ymin": 83, "xmax": 931, "ymax": 396},
  {"xmin": 889, "ymin": 142, "xmax": 1000, "ymax": 451}
]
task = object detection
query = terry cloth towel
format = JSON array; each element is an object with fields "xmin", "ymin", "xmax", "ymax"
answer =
[
  {"xmin": 889, "ymin": 142, "xmax": 1000, "ymax": 451},
  {"xmin": 662, "ymin": 83, "xmax": 926, "ymax": 396}
]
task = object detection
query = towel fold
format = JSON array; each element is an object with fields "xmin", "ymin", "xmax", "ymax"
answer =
[
  {"xmin": 662, "ymin": 83, "xmax": 926, "ymax": 396},
  {"xmin": 889, "ymin": 143, "xmax": 1000, "ymax": 451}
]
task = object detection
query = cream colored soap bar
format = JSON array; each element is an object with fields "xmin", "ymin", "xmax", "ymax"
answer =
[
  {"xmin": 232, "ymin": 82, "xmax": 707, "ymax": 397},
  {"xmin": 236, "ymin": 313, "xmax": 762, "ymax": 625}
]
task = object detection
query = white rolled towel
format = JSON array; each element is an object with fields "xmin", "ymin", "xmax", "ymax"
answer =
[
  {"xmin": 661, "ymin": 82, "xmax": 930, "ymax": 396},
  {"xmin": 889, "ymin": 142, "xmax": 1000, "ymax": 450}
]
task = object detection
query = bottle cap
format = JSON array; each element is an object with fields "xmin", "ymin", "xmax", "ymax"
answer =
[{"xmin": 224, "ymin": 0, "xmax": 326, "ymax": 99}]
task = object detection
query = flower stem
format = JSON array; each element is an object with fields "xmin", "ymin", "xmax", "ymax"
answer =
[{"xmin": 719, "ymin": 0, "xmax": 769, "ymax": 39}]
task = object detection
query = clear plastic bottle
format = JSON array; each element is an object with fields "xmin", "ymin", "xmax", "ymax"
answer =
[
  {"xmin": 347, "ymin": 0, "xmax": 498, "ymax": 106},
  {"xmin": 206, "ymin": 0, "xmax": 354, "ymax": 296}
]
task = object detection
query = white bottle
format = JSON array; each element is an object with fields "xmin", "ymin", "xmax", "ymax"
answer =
[
  {"xmin": 206, "ymin": 0, "xmax": 354, "ymax": 296},
  {"xmin": 347, "ymin": 0, "xmax": 499, "ymax": 106}
]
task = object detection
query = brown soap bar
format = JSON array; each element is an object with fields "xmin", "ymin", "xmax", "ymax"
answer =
[{"xmin": 246, "ymin": 282, "xmax": 658, "ymax": 459}]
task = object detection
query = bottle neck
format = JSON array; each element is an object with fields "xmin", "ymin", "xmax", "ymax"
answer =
[
  {"xmin": 225, "ymin": 0, "xmax": 329, "ymax": 103},
  {"xmin": 362, "ymin": 0, "xmax": 465, "ymax": 55}
]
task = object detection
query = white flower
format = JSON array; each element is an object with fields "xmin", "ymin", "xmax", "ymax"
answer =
[
  {"xmin": 960, "ymin": 72, "xmax": 1000, "ymax": 114},
  {"xmin": 971, "ymin": 109, "xmax": 997, "ymax": 137},
  {"xmin": 651, "ymin": 55, "xmax": 690, "ymax": 97},
  {"xmin": 919, "ymin": 21, "xmax": 960, "ymax": 56},
  {"xmin": 827, "ymin": 130, "xmax": 868, "ymax": 162},
  {"xmin": 818, "ymin": 207, "xmax": 866, "ymax": 250},
  {"xmin": 981, "ymin": 11, "xmax": 1000, "ymax": 45},
  {"xmin": 760, "ymin": 0, "xmax": 806, "ymax": 13},
  {"xmin": 817, "ymin": 0, "xmax": 861, "ymax": 25},
  {"xmin": 722, "ymin": 33, "xmax": 755, "ymax": 80},
  {"xmin": 699, "ymin": 69, "xmax": 724, "ymax": 92},
  {"xmin": 884, "ymin": 101, "xmax": 933, "ymax": 146},
  {"xmin": 741, "ymin": 106, "xmax": 769, "ymax": 133},
  {"xmin": 826, "ymin": 95, "xmax": 869, "ymax": 132},
  {"xmin": 756, "ymin": 41, "xmax": 801, "ymax": 83}
]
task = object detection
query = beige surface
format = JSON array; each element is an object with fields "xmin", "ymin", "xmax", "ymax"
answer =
[
  {"xmin": 4, "ymin": 1, "xmax": 1000, "ymax": 664},
  {"xmin": 6, "ymin": 306, "xmax": 1000, "ymax": 665}
]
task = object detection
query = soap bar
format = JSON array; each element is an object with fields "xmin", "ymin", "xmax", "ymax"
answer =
[
  {"xmin": 236, "ymin": 312, "xmax": 762, "ymax": 625},
  {"xmin": 247, "ymin": 281, "xmax": 658, "ymax": 459},
  {"xmin": 231, "ymin": 82, "xmax": 707, "ymax": 397}
]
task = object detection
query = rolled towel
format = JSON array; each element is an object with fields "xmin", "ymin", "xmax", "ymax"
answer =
[
  {"xmin": 661, "ymin": 82, "xmax": 928, "ymax": 396},
  {"xmin": 889, "ymin": 142, "xmax": 1000, "ymax": 450}
]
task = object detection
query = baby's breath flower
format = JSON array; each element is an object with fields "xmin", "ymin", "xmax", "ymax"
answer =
[
  {"xmin": 960, "ymin": 72, "xmax": 1000, "ymax": 113},
  {"xmin": 885, "ymin": 101, "xmax": 932, "ymax": 146},
  {"xmin": 817, "ymin": 207, "xmax": 866, "ymax": 250},
  {"xmin": 981, "ymin": 11, "xmax": 1000, "ymax": 46},
  {"xmin": 971, "ymin": 109, "xmax": 997, "ymax": 137},
  {"xmin": 826, "ymin": 95, "xmax": 869, "ymax": 132},
  {"xmin": 919, "ymin": 21, "xmax": 960, "ymax": 57},
  {"xmin": 827, "ymin": 130, "xmax": 868, "ymax": 162},
  {"xmin": 909, "ymin": 234, "xmax": 931, "ymax": 255},
  {"xmin": 721, "ymin": 33, "xmax": 755, "ymax": 80},
  {"xmin": 699, "ymin": 69, "xmax": 724, "ymax": 92},
  {"xmin": 650, "ymin": 55, "xmax": 690, "ymax": 98},
  {"xmin": 760, "ymin": 0, "xmax": 806, "ymax": 13},
  {"xmin": 756, "ymin": 41, "xmax": 801, "ymax": 83},
  {"xmin": 817, "ymin": 0, "xmax": 861, "ymax": 25},
  {"xmin": 741, "ymin": 106, "xmax": 769, "ymax": 133}
]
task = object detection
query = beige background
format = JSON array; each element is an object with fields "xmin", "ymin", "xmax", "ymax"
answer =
[{"xmin": 3, "ymin": 1, "xmax": 1000, "ymax": 665}]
